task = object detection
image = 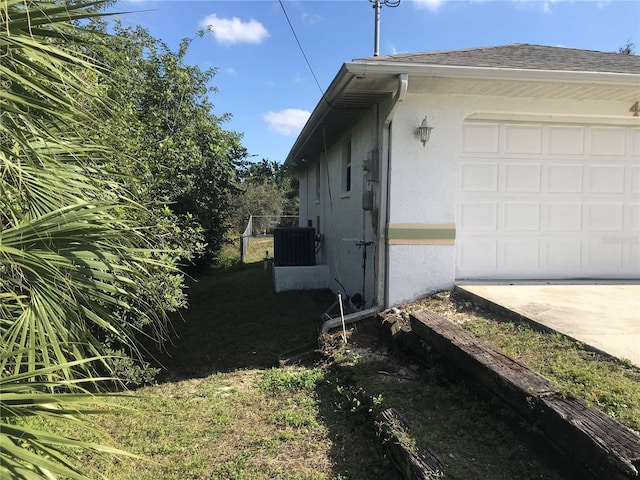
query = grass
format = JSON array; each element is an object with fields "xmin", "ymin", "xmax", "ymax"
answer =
[
  {"xmin": 246, "ymin": 235, "xmax": 275, "ymax": 262},
  {"xmin": 25, "ymin": 244, "xmax": 401, "ymax": 479},
  {"xmin": 413, "ymin": 293, "xmax": 640, "ymax": 432},
  {"xmin": 45, "ymin": 369, "xmax": 337, "ymax": 479},
  {"xmin": 52, "ymin": 366, "xmax": 400, "ymax": 479},
  {"xmin": 23, "ymin": 242, "xmax": 606, "ymax": 479},
  {"xmin": 223, "ymin": 233, "xmax": 274, "ymax": 268},
  {"xmin": 463, "ymin": 319, "xmax": 640, "ymax": 429}
]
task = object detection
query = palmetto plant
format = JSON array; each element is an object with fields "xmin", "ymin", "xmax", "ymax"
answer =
[
  {"xmin": 1, "ymin": 0, "xmax": 175, "ymax": 377},
  {"xmin": 0, "ymin": 353, "xmax": 137, "ymax": 480},
  {"xmin": 1, "ymin": 0, "xmax": 180, "ymax": 477}
]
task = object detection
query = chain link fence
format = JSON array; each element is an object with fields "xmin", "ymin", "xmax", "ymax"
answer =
[{"xmin": 240, "ymin": 215, "xmax": 299, "ymax": 263}]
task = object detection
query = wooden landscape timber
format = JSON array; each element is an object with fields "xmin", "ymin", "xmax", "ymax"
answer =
[
  {"xmin": 376, "ymin": 408, "xmax": 449, "ymax": 480},
  {"xmin": 321, "ymin": 330, "xmax": 451, "ymax": 480},
  {"xmin": 409, "ymin": 310, "xmax": 640, "ymax": 480}
]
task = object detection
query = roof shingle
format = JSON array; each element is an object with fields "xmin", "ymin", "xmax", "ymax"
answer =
[{"xmin": 355, "ymin": 44, "xmax": 640, "ymax": 75}]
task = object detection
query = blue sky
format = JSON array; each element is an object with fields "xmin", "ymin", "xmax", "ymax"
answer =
[{"xmin": 114, "ymin": 0, "xmax": 640, "ymax": 163}]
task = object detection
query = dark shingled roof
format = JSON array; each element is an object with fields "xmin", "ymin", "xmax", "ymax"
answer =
[{"xmin": 355, "ymin": 44, "xmax": 640, "ymax": 75}]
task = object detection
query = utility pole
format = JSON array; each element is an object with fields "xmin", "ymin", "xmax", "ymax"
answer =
[
  {"xmin": 373, "ymin": 0, "xmax": 381, "ymax": 57},
  {"xmin": 369, "ymin": 0, "xmax": 401, "ymax": 57}
]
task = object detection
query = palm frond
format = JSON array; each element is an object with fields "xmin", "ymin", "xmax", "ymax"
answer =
[
  {"xmin": 0, "ymin": 354, "xmax": 138, "ymax": 480},
  {"xmin": 0, "ymin": 202, "xmax": 176, "ymax": 378},
  {"xmin": 1, "ymin": 0, "xmax": 179, "ymax": 380},
  {"xmin": 0, "ymin": 1, "xmax": 174, "ymax": 477}
]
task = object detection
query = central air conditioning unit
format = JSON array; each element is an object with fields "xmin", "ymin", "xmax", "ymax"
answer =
[{"xmin": 274, "ymin": 227, "xmax": 316, "ymax": 266}]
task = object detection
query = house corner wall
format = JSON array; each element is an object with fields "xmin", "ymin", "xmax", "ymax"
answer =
[{"xmin": 385, "ymin": 92, "xmax": 458, "ymax": 305}]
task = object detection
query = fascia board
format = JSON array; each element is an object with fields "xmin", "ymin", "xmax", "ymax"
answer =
[{"xmin": 346, "ymin": 61, "xmax": 640, "ymax": 87}]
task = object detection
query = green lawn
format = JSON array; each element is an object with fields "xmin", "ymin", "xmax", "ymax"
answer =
[{"xmin": 26, "ymin": 255, "xmax": 591, "ymax": 479}]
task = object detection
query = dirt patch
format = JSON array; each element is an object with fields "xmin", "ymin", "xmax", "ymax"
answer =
[{"xmin": 379, "ymin": 290, "xmax": 491, "ymax": 326}]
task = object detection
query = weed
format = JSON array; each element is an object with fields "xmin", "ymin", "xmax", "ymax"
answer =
[
  {"xmin": 259, "ymin": 367, "xmax": 324, "ymax": 394},
  {"xmin": 268, "ymin": 404, "xmax": 319, "ymax": 429},
  {"xmin": 212, "ymin": 453, "xmax": 249, "ymax": 480},
  {"xmin": 619, "ymin": 357, "xmax": 635, "ymax": 368},
  {"xmin": 372, "ymin": 393, "xmax": 385, "ymax": 408},
  {"xmin": 332, "ymin": 473, "xmax": 357, "ymax": 480}
]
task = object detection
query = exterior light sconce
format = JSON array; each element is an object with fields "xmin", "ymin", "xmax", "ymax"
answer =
[{"xmin": 416, "ymin": 116, "xmax": 433, "ymax": 147}]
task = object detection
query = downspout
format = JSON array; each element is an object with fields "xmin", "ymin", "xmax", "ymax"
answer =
[
  {"xmin": 375, "ymin": 73, "xmax": 408, "ymax": 309},
  {"xmin": 320, "ymin": 308, "xmax": 379, "ymax": 335}
]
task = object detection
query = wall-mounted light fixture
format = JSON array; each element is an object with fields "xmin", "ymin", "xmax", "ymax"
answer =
[{"xmin": 416, "ymin": 116, "xmax": 433, "ymax": 147}]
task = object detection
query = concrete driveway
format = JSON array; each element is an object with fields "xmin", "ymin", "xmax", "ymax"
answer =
[{"xmin": 455, "ymin": 284, "xmax": 640, "ymax": 367}]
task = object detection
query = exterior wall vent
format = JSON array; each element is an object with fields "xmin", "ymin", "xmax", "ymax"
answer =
[{"xmin": 274, "ymin": 227, "xmax": 316, "ymax": 266}]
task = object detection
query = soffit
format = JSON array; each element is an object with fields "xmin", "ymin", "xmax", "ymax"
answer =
[
  {"xmin": 406, "ymin": 75, "xmax": 639, "ymax": 102},
  {"xmin": 290, "ymin": 89, "xmax": 391, "ymax": 169}
]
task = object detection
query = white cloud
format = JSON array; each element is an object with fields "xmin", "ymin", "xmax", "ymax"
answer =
[
  {"xmin": 301, "ymin": 13, "xmax": 323, "ymax": 25},
  {"xmin": 513, "ymin": 0, "xmax": 565, "ymax": 14},
  {"xmin": 264, "ymin": 109, "xmax": 311, "ymax": 136},
  {"xmin": 201, "ymin": 14, "xmax": 269, "ymax": 45},
  {"xmin": 414, "ymin": 0, "xmax": 445, "ymax": 12}
]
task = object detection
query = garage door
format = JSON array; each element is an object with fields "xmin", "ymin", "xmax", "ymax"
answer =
[{"xmin": 456, "ymin": 120, "xmax": 640, "ymax": 280}]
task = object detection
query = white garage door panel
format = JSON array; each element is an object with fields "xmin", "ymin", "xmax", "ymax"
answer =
[
  {"xmin": 630, "ymin": 166, "xmax": 640, "ymax": 193},
  {"xmin": 504, "ymin": 164, "xmax": 541, "ymax": 192},
  {"xmin": 503, "ymin": 240, "xmax": 539, "ymax": 271},
  {"xmin": 457, "ymin": 122, "xmax": 640, "ymax": 280},
  {"xmin": 459, "ymin": 240, "xmax": 497, "ymax": 270},
  {"xmin": 545, "ymin": 203, "xmax": 582, "ymax": 230},
  {"xmin": 547, "ymin": 165, "xmax": 583, "ymax": 192},
  {"xmin": 548, "ymin": 126, "xmax": 584, "ymax": 155},
  {"xmin": 588, "ymin": 166, "xmax": 625, "ymax": 193},
  {"xmin": 591, "ymin": 127, "xmax": 626, "ymax": 156},
  {"xmin": 629, "ymin": 204, "xmax": 640, "ymax": 230},
  {"xmin": 504, "ymin": 202, "xmax": 540, "ymax": 230},
  {"xmin": 544, "ymin": 239, "xmax": 582, "ymax": 269},
  {"xmin": 504, "ymin": 125, "xmax": 542, "ymax": 154}
]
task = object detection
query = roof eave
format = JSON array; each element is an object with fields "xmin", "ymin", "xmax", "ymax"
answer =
[
  {"xmin": 285, "ymin": 64, "xmax": 355, "ymax": 169},
  {"xmin": 285, "ymin": 60, "xmax": 640, "ymax": 169},
  {"xmin": 346, "ymin": 60, "xmax": 640, "ymax": 85}
]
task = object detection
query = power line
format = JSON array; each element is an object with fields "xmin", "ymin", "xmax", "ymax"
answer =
[{"xmin": 278, "ymin": 0, "xmax": 327, "ymax": 102}]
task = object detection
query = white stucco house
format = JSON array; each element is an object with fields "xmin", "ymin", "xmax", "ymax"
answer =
[{"xmin": 276, "ymin": 44, "xmax": 640, "ymax": 309}]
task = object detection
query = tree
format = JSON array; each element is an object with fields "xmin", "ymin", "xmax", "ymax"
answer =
[
  {"xmin": 617, "ymin": 40, "xmax": 635, "ymax": 54},
  {"xmin": 233, "ymin": 159, "xmax": 299, "ymax": 232},
  {"xmin": 232, "ymin": 182, "xmax": 286, "ymax": 233},
  {"xmin": 89, "ymin": 23, "xmax": 248, "ymax": 268},
  {"xmin": 1, "ymin": 0, "xmax": 173, "ymax": 377},
  {"xmin": 0, "ymin": 1, "xmax": 194, "ymax": 476}
]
